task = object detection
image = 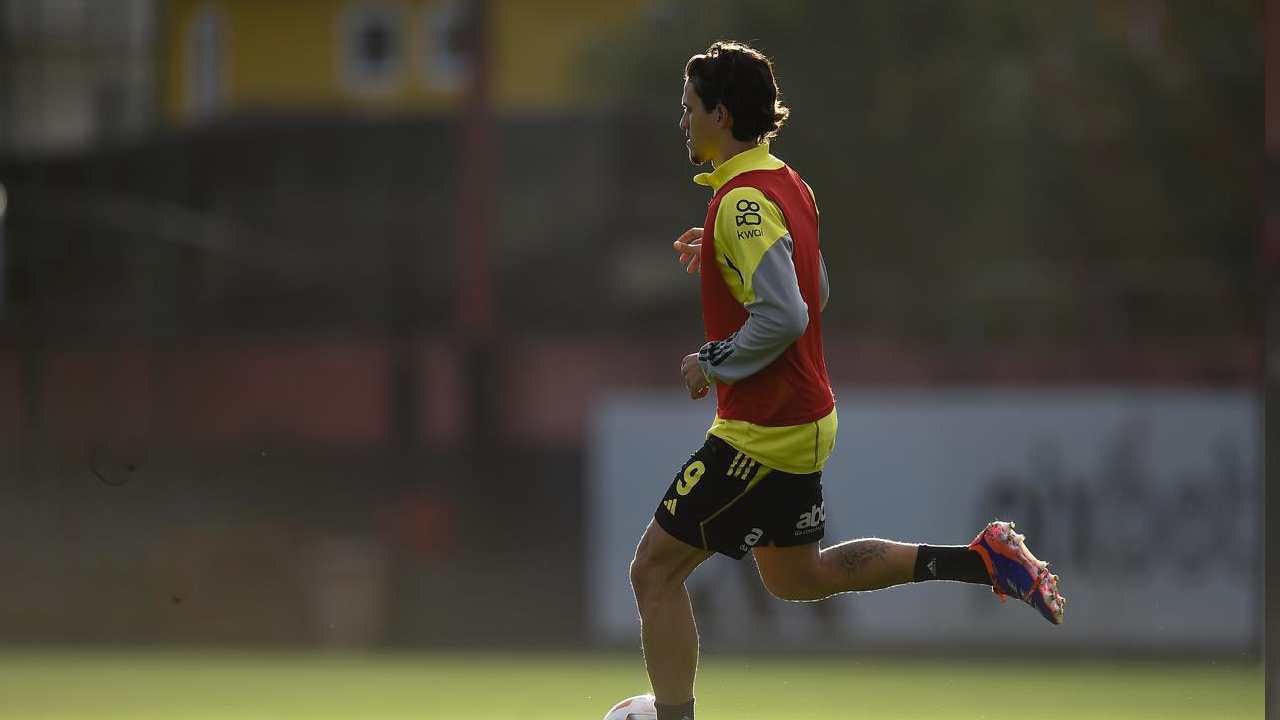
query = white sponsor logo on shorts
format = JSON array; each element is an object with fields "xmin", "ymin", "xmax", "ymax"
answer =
[
  {"xmin": 795, "ymin": 503, "xmax": 825, "ymax": 534},
  {"xmin": 739, "ymin": 527, "xmax": 765, "ymax": 553}
]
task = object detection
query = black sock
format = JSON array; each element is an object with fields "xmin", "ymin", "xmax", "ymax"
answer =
[
  {"xmin": 913, "ymin": 544, "xmax": 991, "ymax": 585},
  {"xmin": 655, "ymin": 699, "xmax": 695, "ymax": 720}
]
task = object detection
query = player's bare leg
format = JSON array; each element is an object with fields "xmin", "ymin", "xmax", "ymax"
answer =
[
  {"xmin": 753, "ymin": 538, "xmax": 918, "ymax": 600},
  {"xmin": 752, "ymin": 522, "xmax": 1065, "ymax": 625},
  {"xmin": 630, "ymin": 520, "xmax": 711, "ymax": 709}
]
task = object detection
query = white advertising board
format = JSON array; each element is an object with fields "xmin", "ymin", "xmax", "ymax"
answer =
[{"xmin": 587, "ymin": 389, "xmax": 1261, "ymax": 651}]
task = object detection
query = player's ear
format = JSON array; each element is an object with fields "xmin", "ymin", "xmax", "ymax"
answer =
[{"xmin": 715, "ymin": 103, "xmax": 732, "ymax": 130}]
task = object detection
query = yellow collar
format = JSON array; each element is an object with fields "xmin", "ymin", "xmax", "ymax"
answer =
[{"xmin": 692, "ymin": 142, "xmax": 785, "ymax": 192}]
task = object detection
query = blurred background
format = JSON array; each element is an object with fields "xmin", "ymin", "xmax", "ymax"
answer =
[{"xmin": 0, "ymin": 0, "xmax": 1265, "ymax": 717}]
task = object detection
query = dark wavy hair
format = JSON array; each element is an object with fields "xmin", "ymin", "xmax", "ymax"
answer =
[{"xmin": 684, "ymin": 41, "xmax": 790, "ymax": 143}]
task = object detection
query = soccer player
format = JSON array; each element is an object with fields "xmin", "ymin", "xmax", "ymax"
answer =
[{"xmin": 629, "ymin": 41, "xmax": 1066, "ymax": 720}]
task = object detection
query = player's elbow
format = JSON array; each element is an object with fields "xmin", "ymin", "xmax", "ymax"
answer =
[{"xmin": 782, "ymin": 303, "xmax": 809, "ymax": 341}]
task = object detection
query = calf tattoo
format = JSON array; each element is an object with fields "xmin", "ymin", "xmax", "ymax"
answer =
[{"xmin": 837, "ymin": 539, "xmax": 891, "ymax": 582}]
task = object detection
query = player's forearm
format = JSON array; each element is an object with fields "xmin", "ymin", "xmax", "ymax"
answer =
[
  {"xmin": 699, "ymin": 234, "xmax": 811, "ymax": 384},
  {"xmin": 819, "ymin": 251, "xmax": 829, "ymax": 312},
  {"xmin": 697, "ymin": 303, "xmax": 807, "ymax": 384}
]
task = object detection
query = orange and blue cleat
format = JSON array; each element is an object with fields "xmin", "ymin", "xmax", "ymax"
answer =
[{"xmin": 968, "ymin": 520, "xmax": 1065, "ymax": 625}]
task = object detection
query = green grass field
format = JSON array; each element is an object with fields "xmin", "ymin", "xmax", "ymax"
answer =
[{"xmin": 0, "ymin": 649, "xmax": 1261, "ymax": 719}]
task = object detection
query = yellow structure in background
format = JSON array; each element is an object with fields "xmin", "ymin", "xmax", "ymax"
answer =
[{"xmin": 162, "ymin": 0, "xmax": 646, "ymax": 123}]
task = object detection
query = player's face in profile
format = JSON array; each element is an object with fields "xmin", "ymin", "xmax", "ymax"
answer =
[{"xmin": 679, "ymin": 80, "xmax": 715, "ymax": 166}]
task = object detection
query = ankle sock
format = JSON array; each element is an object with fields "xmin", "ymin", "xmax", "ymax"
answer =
[
  {"xmin": 655, "ymin": 699, "xmax": 695, "ymax": 720},
  {"xmin": 913, "ymin": 544, "xmax": 991, "ymax": 585}
]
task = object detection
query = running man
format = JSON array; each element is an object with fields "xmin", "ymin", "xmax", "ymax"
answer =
[{"xmin": 628, "ymin": 41, "xmax": 1066, "ymax": 720}]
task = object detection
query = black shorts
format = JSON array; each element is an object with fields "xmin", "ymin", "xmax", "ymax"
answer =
[{"xmin": 653, "ymin": 435, "xmax": 825, "ymax": 560}]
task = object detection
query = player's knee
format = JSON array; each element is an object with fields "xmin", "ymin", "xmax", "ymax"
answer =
[
  {"xmin": 629, "ymin": 560, "xmax": 673, "ymax": 608},
  {"xmin": 628, "ymin": 553, "xmax": 648, "ymax": 596},
  {"xmin": 629, "ymin": 540, "xmax": 689, "ymax": 607},
  {"xmin": 629, "ymin": 546, "xmax": 669, "ymax": 605}
]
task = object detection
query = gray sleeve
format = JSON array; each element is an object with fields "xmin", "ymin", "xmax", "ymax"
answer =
[
  {"xmin": 818, "ymin": 251, "xmax": 829, "ymax": 312},
  {"xmin": 697, "ymin": 235, "xmax": 809, "ymax": 384}
]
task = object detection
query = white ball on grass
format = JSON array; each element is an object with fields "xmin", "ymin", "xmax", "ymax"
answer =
[{"xmin": 601, "ymin": 693, "xmax": 657, "ymax": 720}]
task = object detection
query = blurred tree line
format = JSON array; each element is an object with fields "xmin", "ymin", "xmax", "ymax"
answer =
[
  {"xmin": 0, "ymin": 1, "xmax": 1258, "ymax": 353},
  {"xmin": 580, "ymin": 0, "xmax": 1260, "ymax": 346}
]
